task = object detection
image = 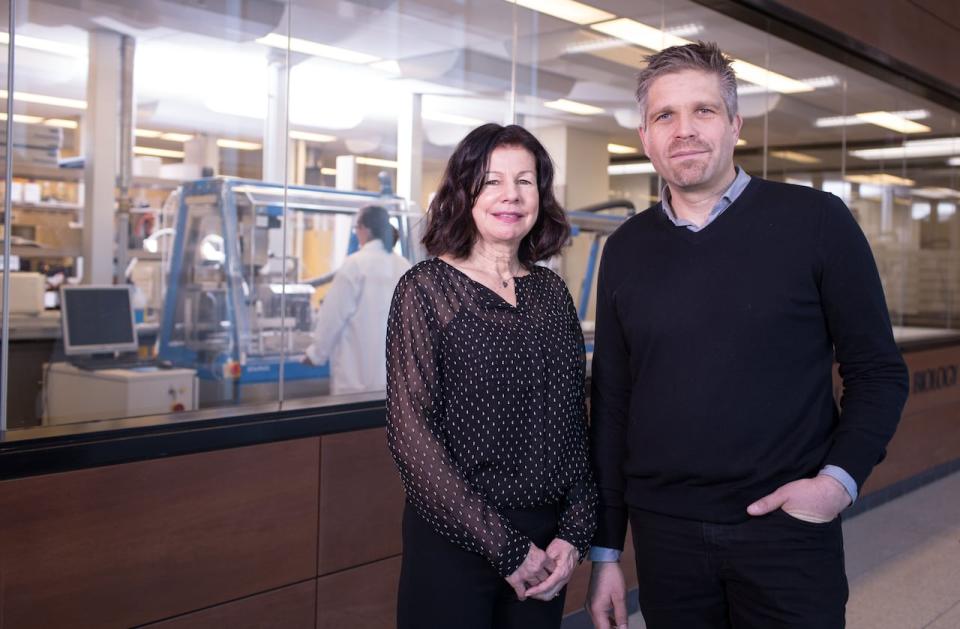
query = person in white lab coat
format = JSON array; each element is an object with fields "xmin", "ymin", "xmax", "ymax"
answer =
[{"xmin": 303, "ymin": 205, "xmax": 411, "ymax": 395}]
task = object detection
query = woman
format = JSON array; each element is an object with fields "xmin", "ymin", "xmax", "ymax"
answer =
[
  {"xmin": 303, "ymin": 205, "xmax": 410, "ymax": 394},
  {"xmin": 386, "ymin": 123, "xmax": 597, "ymax": 629}
]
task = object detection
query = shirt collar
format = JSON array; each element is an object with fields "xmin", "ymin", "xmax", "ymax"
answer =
[{"xmin": 661, "ymin": 167, "xmax": 751, "ymax": 228}]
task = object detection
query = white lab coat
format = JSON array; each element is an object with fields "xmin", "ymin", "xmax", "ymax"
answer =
[{"xmin": 306, "ymin": 240, "xmax": 411, "ymax": 395}]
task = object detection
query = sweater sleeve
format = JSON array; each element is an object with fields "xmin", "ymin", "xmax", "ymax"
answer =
[
  {"xmin": 817, "ymin": 195, "xmax": 910, "ymax": 489},
  {"xmin": 589, "ymin": 240, "xmax": 632, "ymax": 551},
  {"xmin": 385, "ymin": 272, "xmax": 531, "ymax": 577}
]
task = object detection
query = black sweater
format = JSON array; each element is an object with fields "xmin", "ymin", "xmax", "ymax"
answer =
[{"xmin": 590, "ymin": 177, "xmax": 909, "ymax": 549}]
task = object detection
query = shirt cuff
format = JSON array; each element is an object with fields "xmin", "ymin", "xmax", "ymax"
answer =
[
  {"xmin": 819, "ymin": 464, "xmax": 858, "ymax": 503},
  {"xmin": 589, "ymin": 546, "xmax": 621, "ymax": 562}
]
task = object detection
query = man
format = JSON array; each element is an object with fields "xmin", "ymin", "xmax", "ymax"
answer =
[
  {"xmin": 304, "ymin": 205, "xmax": 411, "ymax": 394},
  {"xmin": 586, "ymin": 42, "xmax": 908, "ymax": 629}
]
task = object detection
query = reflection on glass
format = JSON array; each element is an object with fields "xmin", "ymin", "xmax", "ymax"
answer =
[{"xmin": 2, "ymin": 0, "xmax": 959, "ymax": 430}]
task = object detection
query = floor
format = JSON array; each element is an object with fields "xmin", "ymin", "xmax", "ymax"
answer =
[{"xmin": 625, "ymin": 470, "xmax": 960, "ymax": 628}]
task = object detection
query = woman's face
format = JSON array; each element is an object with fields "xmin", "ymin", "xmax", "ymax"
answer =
[{"xmin": 471, "ymin": 145, "xmax": 539, "ymax": 252}]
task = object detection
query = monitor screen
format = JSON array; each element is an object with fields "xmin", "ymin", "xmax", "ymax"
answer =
[{"xmin": 61, "ymin": 286, "xmax": 139, "ymax": 355}]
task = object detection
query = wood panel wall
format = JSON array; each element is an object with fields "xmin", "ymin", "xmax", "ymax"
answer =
[{"xmin": 1, "ymin": 343, "xmax": 957, "ymax": 628}]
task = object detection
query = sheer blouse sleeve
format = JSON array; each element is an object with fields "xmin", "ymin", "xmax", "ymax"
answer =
[
  {"xmin": 555, "ymin": 278, "xmax": 598, "ymax": 559},
  {"xmin": 385, "ymin": 271, "xmax": 531, "ymax": 577}
]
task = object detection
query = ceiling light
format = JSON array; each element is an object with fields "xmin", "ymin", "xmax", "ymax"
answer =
[
  {"xmin": 739, "ymin": 75, "xmax": 839, "ymax": 95},
  {"xmin": 0, "ymin": 90, "xmax": 86, "ymax": 109},
  {"xmin": 736, "ymin": 139, "xmax": 747, "ymax": 147},
  {"xmin": 664, "ymin": 23, "xmax": 704, "ymax": 39},
  {"xmin": 422, "ymin": 111, "xmax": 485, "ymax": 126},
  {"xmin": 369, "ymin": 60, "xmax": 401, "ymax": 75},
  {"xmin": 844, "ymin": 173, "xmax": 915, "ymax": 187},
  {"xmin": 0, "ymin": 32, "xmax": 85, "ymax": 57},
  {"xmin": 256, "ymin": 33, "xmax": 379, "ymax": 64},
  {"xmin": 949, "ymin": 157, "xmax": 960, "ymax": 167},
  {"xmin": 729, "ymin": 60, "xmax": 814, "ymax": 94},
  {"xmin": 816, "ymin": 109, "xmax": 930, "ymax": 128},
  {"xmin": 509, "ymin": 0, "xmax": 615, "ymax": 25},
  {"xmin": 588, "ymin": 21, "xmax": 811, "ymax": 94},
  {"xmin": 134, "ymin": 129, "xmax": 163, "ymax": 138},
  {"xmin": 290, "ymin": 130, "xmax": 336, "ymax": 142},
  {"xmin": 43, "ymin": 118, "xmax": 78, "ymax": 129},
  {"xmin": 217, "ymin": 138, "xmax": 262, "ymax": 150},
  {"xmin": 769, "ymin": 150, "xmax": 821, "ymax": 164},
  {"xmin": 356, "ymin": 157, "xmax": 397, "ymax": 168},
  {"xmin": 320, "ymin": 167, "xmax": 337, "ymax": 175},
  {"xmin": 607, "ymin": 143, "xmax": 638, "ymax": 154},
  {"xmin": 133, "ymin": 146, "xmax": 185, "ymax": 159},
  {"xmin": 160, "ymin": 132, "xmax": 194, "ymax": 143},
  {"xmin": 544, "ymin": 98, "xmax": 605, "ymax": 115},
  {"xmin": 913, "ymin": 187, "xmax": 960, "ymax": 200},
  {"xmin": 591, "ymin": 18, "xmax": 692, "ymax": 51},
  {"xmin": 855, "ymin": 111, "xmax": 931, "ymax": 134},
  {"xmin": 851, "ymin": 137, "xmax": 960, "ymax": 160},
  {"xmin": 608, "ymin": 162, "xmax": 657, "ymax": 175},
  {"xmin": 0, "ymin": 113, "xmax": 44, "ymax": 124}
]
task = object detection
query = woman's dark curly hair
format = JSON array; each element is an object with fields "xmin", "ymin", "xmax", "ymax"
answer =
[{"xmin": 421, "ymin": 123, "xmax": 570, "ymax": 266}]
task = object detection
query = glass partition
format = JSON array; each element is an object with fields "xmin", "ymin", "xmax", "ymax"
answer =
[{"xmin": 2, "ymin": 0, "xmax": 958, "ymax": 431}]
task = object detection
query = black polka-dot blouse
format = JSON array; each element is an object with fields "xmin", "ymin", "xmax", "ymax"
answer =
[{"xmin": 386, "ymin": 257, "xmax": 597, "ymax": 577}]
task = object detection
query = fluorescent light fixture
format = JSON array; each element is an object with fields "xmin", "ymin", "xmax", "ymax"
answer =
[
  {"xmin": 0, "ymin": 113, "xmax": 44, "ymax": 124},
  {"xmin": 256, "ymin": 33, "xmax": 379, "ymax": 64},
  {"xmin": 912, "ymin": 187, "xmax": 960, "ymax": 200},
  {"xmin": 855, "ymin": 111, "xmax": 931, "ymax": 134},
  {"xmin": 356, "ymin": 156, "xmax": 397, "ymax": 168},
  {"xmin": 0, "ymin": 90, "xmax": 86, "ymax": 109},
  {"xmin": 608, "ymin": 162, "xmax": 657, "ymax": 175},
  {"xmin": 369, "ymin": 60, "xmax": 401, "ymax": 75},
  {"xmin": 911, "ymin": 202, "xmax": 931, "ymax": 220},
  {"xmin": 509, "ymin": 0, "xmax": 615, "ymax": 25},
  {"xmin": 320, "ymin": 167, "xmax": 337, "ymax": 175},
  {"xmin": 161, "ymin": 132, "xmax": 194, "ymax": 143},
  {"xmin": 589, "ymin": 20, "xmax": 810, "ymax": 94},
  {"xmin": 591, "ymin": 18, "xmax": 692, "ymax": 51},
  {"xmin": 43, "ymin": 118, "xmax": 78, "ymax": 129},
  {"xmin": 133, "ymin": 146, "xmax": 185, "ymax": 159},
  {"xmin": 816, "ymin": 109, "xmax": 930, "ymax": 128},
  {"xmin": 664, "ymin": 23, "xmax": 704, "ymax": 39},
  {"xmin": 844, "ymin": 173, "xmax": 915, "ymax": 187},
  {"xmin": 729, "ymin": 60, "xmax": 814, "ymax": 94},
  {"xmin": 736, "ymin": 139, "xmax": 747, "ymax": 147},
  {"xmin": 544, "ymin": 98, "xmax": 605, "ymax": 115},
  {"xmin": 0, "ymin": 32, "xmax": 85, "ymax": 57},
  {"xmin": 949, "ymin": 157, "xmax": 960, "ymax": 167},
  {"xmin": 290, "ymin": 130, "xmax": 336, "ymax": 142},
  {"xmin": 769, "ymin": 150, "xmax": 821, "ymax": 164},
  {"xmin": 607, "ymin": 143, "xmax": 638, "ymax": 154},
  {"xmin": 134, "ymin": 129, "xmax": 163, "ymax": 138},
  {"xmin": 851, "ymin": 137, "xmax": 960, "ymax": 161},
  {"xmin": 738, "ymin": 75, "xmax": 839, "ymax": 96},
  {"xmin": 217, "ymin": 138, "xmax": 262, "ymax": 150},
  {"xmin": 423, "ymin": 111, "xmax": 485, "ymax": 126}
]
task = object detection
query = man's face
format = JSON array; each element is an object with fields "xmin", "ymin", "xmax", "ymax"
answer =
[{"xmin": 638, "ymin": 69, "xmax": 742, "ymax": 193}]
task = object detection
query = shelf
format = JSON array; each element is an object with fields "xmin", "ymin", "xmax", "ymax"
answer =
[
  {"xmin": 11, "ymin": 164, "xmax": 82, "ymax": 182},
  {"xmin": 12, "ymin": 202, "xmax": 81, "ymax": 213},
  {"xmin": 11, "ymin": 245, "xmax": 81, "ymax": 259}
]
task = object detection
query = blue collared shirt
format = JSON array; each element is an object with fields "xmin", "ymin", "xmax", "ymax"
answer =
[
  {"xmin": 660, "ymin": 166, "xmax": 752, "ymax": 231},
  {"xmin": 589, "ymin": 168, "xmax": 857, "ymax": 563}
]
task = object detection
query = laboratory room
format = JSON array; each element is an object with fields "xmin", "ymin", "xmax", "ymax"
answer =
[{"xmin": 0, "ymin": 1, "xmax": 959, "ymax": 628}]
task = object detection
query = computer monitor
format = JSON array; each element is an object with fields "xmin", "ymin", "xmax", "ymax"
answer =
[{"xmin": 60, "ymin": 285, "xmax": 139, "ymax": 356}]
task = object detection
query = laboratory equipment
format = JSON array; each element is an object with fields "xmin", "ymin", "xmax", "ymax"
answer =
[{"xmin": 157, "ymin": 177, "xmax": 421, "ymax": 405}]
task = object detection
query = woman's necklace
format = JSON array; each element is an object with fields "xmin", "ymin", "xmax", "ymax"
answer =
[{"xmin": 470, "ymin": 248, "xmax": 520, "ymax": 289}]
